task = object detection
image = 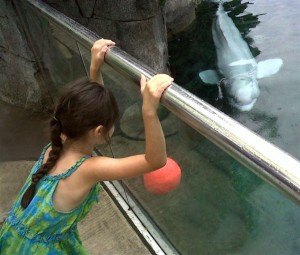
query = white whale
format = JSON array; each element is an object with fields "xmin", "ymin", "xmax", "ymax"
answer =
[{"xmin": 199, "ymin": 3, "xmax": 283, "ymax": 111}]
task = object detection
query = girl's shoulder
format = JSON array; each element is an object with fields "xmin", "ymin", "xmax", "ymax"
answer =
[{"xmin": 77, "ymin": 155, "xmax": 107, "ymax": 182}]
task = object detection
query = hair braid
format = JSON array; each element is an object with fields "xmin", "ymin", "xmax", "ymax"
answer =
[{"xmin": 21, "ymin": 118, "xmax": 63, "ymax": 209}]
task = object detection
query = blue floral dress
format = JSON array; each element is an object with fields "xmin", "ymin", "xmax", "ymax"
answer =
[{"xmin": 0, "ymin": 144, "xmax": 101, "ymax": 254}]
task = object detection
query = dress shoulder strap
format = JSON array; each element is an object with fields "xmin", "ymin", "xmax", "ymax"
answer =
[
  {"xmin": 43, "ymin": 155, "xmax": 91, "ymax": 181},
  {"xmin": 31, "ymin": 143, "xmax": 52, "ymax": 174},
  {"xmin": 39, "ymin": 143, "xmax": 51, "ymax": 161}
]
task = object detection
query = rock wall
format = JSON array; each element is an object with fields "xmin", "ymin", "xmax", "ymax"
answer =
[
  {"xmin": 0, "ymin": 0, "xmax": 52, "ymax": 111},
  {"xmin": 165, "ymin": 0, "xmax": 198, "ymax": 37},
  {"xmin": 43, "ymin": 0, "xmax": 201, "ymax": 72},
  {"xmin": 44, "ymin": 0, "xmax": 169, "ymax": 73},
  {"xmin": 0, "ymin": 0, "xmax": 200, "ymax": 110}
]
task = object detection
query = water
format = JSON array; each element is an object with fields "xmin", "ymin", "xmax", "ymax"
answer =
[
  {"xmin": 244, "ymin": 0, "xmax": 300, "ymax": 159},
  {"xmin": 168, "ymin": 0, "xmax": 300, "ymax": 160}
]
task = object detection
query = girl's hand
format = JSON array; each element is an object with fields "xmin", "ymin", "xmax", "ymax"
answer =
[
  {"xmin": 90, "ymin": 39, "xmax": 115, "ymax": 83},
  {"xmin": 140, "ymin": 74, "xmax": 173, "ymax": 115}
]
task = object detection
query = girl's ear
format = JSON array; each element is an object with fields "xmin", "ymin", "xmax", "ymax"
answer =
[
  {"xmin": 94, "ymin": 125, "xmax": 104, "ymax": 137},
  {"xmin": 60, "ymin": 133, "xmax": 67, "ymax": 143},
  {"xmin": 93, "ymin": 125, "xmax": 106, "ymax": 144}
]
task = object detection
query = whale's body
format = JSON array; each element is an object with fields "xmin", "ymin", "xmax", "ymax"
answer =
[{"xmin": 199, "ymin": 4, "xmax": 283, "ymax": 111}]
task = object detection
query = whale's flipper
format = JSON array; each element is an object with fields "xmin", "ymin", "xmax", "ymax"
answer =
[
  {"xmin": 257, "ymin": 58, "xmax": 283, "ymax": 79},
  {"xmin": 199, "ymin": 70, "xmax": 220, "ymax": 85}
]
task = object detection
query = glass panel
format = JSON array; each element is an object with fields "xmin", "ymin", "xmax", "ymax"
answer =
[
  {"xmin": 168, "ymin": 0, "xmax": 300, "ymax": 161},
  {"xmin": 9, "ymin": 2, "xmax": 300, "ymax": 255},
  {"xmin": 20, "ymin": 1, "xmax": 87, "ymax": 96},
  {"xmin": 0, "ymin": 1, "xmax": 89, "ymax": 161},
  {"xmin": 94, "ymin": 57, "xmax": 300, "ymax": 255}
]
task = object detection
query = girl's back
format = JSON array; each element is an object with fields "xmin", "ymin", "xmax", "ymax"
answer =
[{"xmin": 0, "ymin": 144, "xmax": 100, "ymax": 254}]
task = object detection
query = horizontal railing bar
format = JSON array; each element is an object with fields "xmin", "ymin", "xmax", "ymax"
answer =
[{"xmin": 25, "ymin": 0, "xmax": 300, "ymax": 204}]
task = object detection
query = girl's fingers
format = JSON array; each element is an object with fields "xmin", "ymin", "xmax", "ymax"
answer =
[
  {"xmin": 156, "ymin": 80, "xmax": 173, "ymax": 96},
  {"xmin": 95, "ymin": 39, "xmax": 115, "ymax": 46},
  {"xmin": 148, "ymin": 74, "xmax": 169, "ymax": 84},
  {"xmin": 140, "ymin": 74, "xmax": 147, "ymax": 92},
  {"xmin": 101, "ymin": 46, "xmax": 109, "ymax": 53},
  {"xmin": 141, "ymin": 74, "xmax": 173, "ymax": 97},
  {"xmin": 103, "ymin": 41, "xmax": 115, "ymax": 48},
  {"xmin": 101, "ymin": 39, "xmax": 115, "ymax": 45},
  {"xmin": 148, "ymin": 75, "xmax": 173, "ymax": 85},
  {"xmin": 92, "ymin": 39, "xmax": 116, "ymax": 56},
  {"xmin": 159, "ymin": 80, "xmax": 173, "ymax": 90}
]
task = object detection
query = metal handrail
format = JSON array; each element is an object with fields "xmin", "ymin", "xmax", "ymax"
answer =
[{"xmin": 25, "ymin": 0, "xmax": 300, "ymax": 204}]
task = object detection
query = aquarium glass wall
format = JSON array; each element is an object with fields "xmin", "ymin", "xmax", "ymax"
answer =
[
  {"xmin": 168, "ymin": 0, "xmax": 300, "ymax": 161},
  {"xmin": 16, "ymin": 1, "xmax": 300, "ymax": 254}
]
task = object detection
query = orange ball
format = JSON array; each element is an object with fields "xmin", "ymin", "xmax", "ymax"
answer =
[{"xmin": 143, "ymin": 157, "xmax": 181, "ymax": 195}]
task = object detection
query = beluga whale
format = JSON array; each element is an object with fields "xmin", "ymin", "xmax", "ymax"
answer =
[{"xmin": 199, "ymin": 1, "xmax": 283, "ymax": 111}]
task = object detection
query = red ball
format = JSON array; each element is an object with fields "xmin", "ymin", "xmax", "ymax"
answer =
[{"xmin": 143, "ymin": 157, "xmax": 181, "ymax": 195}]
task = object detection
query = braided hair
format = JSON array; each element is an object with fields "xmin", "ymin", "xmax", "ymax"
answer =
[{"xmin": 21, "ymin": 80, "xmax": 119, "ymax": 209}]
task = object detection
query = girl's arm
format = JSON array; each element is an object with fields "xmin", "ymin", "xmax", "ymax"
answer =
[
  {"xmin": 85, "ymin": 74, "xmax": 173, "ymax": 182},
  {"xmin": 141, "ymin": 74, "xmax": 171, "ymax": 169},
  {"xmin": 89, "ymin": 39, "xmax": 115, "ymax": 85}
]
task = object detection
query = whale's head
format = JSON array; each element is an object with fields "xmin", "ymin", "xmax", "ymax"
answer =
[{"xmin": 223, "ymin": 75, "xmax": 260, "ymax": 111}]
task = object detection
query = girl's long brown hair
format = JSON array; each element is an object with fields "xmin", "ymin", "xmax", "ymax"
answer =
[{"xmin": 21, "ymin": 81, "xmax": 119, "ymax": 209}]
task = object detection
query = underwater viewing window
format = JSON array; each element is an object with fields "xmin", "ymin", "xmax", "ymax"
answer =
[{"xmin": 13, "ymin": 0, "xmax": 300, "ymax": 254}]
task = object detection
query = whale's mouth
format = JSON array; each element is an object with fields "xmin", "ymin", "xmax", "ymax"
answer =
[
  {"xmin": 220, "ymin": 81, "xmax": 258, "ymax": 111},
  {"xmin": 225, "ymin": 76, "xmax": 259, "ymax": 111},
  {"xmin": 228, "ymin": 98, "xmax": 257, "ymax": 111}
]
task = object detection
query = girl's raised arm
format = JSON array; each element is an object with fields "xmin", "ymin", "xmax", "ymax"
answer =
[
  {"xmin": 85, "ymin": 74, "xmax": 173, "ymax": 182},
  {"xmin": 89, "ymin": 39, "xmax": 115, "ymax": 85}
]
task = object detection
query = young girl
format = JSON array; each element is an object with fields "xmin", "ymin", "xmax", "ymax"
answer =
[{"xmin": 0, "ymin": 39, "xmax": 173, "ymax": 254}]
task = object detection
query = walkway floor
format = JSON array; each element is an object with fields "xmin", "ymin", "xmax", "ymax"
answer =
[{"xmin": 0, "ymin": 100, "xmax": 151, "ymax": 255}]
